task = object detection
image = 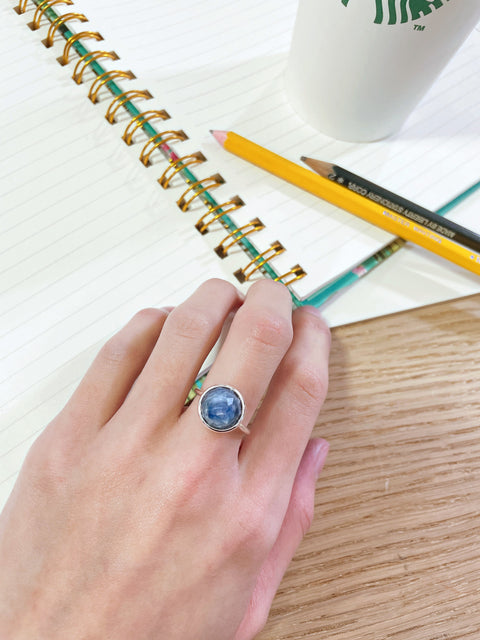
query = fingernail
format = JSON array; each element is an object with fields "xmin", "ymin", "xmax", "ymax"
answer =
[{"xmin": 313, "ymin": 438, "xmax": 330, "ymax": 479}]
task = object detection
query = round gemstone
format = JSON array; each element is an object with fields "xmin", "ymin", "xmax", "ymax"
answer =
[{"xmin": 199, "ymin": 385, "xmax": 244, "ymax": 432}]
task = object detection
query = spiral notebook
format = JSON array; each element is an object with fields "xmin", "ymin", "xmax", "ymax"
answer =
[{"xmin": 1, "ymin": 0, "xmax": 480, "ymax": 507}]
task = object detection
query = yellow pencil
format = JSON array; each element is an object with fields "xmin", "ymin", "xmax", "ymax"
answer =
[{"xmin": 211, "ymin": 130, "xmax": 480, "ymax": 277}]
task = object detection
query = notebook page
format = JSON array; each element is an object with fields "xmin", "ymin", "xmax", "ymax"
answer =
[
  {"xmin": 76, "ymin": 0, "xmax": 480, "ymax": 300},
  {"xmin": 0, "ymin": 5, "xmax": 240, "ymax": 508}
]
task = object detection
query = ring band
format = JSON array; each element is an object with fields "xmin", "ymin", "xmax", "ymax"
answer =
[{"xmin": 197, "ymin": 384, "xmax": 249, "ymax": 434}]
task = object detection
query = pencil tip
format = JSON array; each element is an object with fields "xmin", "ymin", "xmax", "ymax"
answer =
[
  {"xmin": 300, "ymin": 156, "xmax": 306, "ymax": 161},
  {"xmin": 301, "ymin": 157, "xmax": 333, "ymax": 177},
  {"xmin": 210, "ymin": 130, "xmax": 228, "ymax": 146}
]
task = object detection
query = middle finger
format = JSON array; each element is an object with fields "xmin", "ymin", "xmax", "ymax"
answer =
[{"xmin": 183, "ymin": 279, "xmax": 293, "ymax": 449}]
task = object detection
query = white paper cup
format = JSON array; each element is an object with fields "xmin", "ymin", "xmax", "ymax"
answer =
[{"xmin": 285, "ymin": 0, "xmax": 480, "ymax": 142}]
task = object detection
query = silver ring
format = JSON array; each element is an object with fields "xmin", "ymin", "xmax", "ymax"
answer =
[{"xmin": 196, "ymin": 384, "xmax": 249, "ymax": 434}]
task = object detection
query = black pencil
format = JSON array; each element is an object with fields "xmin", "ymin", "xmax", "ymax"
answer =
[{"xmin": 301, "ymin": 157, "xmax": 480, "ymax": 254}]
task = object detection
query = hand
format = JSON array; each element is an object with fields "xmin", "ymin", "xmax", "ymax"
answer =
[{"xmin": 0, "ymin": 279, "xmax": 330, "ymax": 640}]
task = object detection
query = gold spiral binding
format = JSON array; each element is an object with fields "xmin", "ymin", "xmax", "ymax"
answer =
[
  {"xmin": 234, "ymin": 241, "xmax": 285, "ymax": 283},
  {"xmin": 122, "ymin": 110, "xmax": 170, "ymax": 145},
  {"xmin": 139, "ymin": 130, "xmax": 188, "ymax": 167},
  {"xmin": 14, "ymin": 0, "xmax": 29, "ymax": 14},
  {"xmin": 88, "ymin": 69, "xmax": 136, "ymax": 103},
  {"xmin": 214, "ymin": 218, "xmax": 265, "ymax": 259},
  {"xmin": 177, "ymin": 174, "xmax": 225, "ymax": 212},
  {"xmin": 42, "ymin": 13, "xmax": 88, "ymax": 48},
  {"xmin": 58, "ymin": 31, "xmax": 103, "ymax": 66},
  {"xmin": 274, "ymin": 265, "xmax": 307, "ymax": 286},
  {"xmin": 72, "ymin": 50, "xmax": 119, "ymax": 84},
  {"xmin": 12, "ymin": 1, "xmax": 306, "ymax": 293},
  {"xmin": 105, "ymin": 89, "xmax": 153, "ymax": 124},
  {"xmin": 158, "ymin": 152, "xmax": 206, "ymax": 188},
  {"xmin": 195, "ymin": 196, "xmax": 245, "ymax": 234},
  {"xmin": 28, "ymin": 0, "xmax": 73, "ymax": 30}
]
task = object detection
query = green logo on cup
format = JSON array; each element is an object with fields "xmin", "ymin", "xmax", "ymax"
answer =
[{"xmin": 340, "ymin": 0, "xmax": 449, "ymax": 24}]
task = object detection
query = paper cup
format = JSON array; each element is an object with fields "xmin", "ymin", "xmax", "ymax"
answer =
[{"xmin": 285, "ymin": 0, "xmax": 480, "ymax": 142}]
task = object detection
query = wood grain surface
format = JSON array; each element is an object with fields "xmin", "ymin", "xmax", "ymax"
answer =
[{"xmin": 259, "ymin": 294, "xmax": 480, "ymax": 640}]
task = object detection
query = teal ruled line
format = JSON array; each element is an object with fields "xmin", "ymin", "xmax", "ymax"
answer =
[{"xmin": 437, "ymin": 179, "xmax": 480, "ymax": 217}]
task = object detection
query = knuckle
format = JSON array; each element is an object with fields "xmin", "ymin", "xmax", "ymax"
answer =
[
  {"xmin": 238, "ymin": 514, "xmax": 264, "ymax": 547},
  {"xmin": 100, "ymin": 334, "xmax": 136, "ymax": 366},
  {"xmin": 176, "ymin": 467, "xmax": 205, "ymax": 503},
  {"xmin": 299, "ymin": 307, "xmax": 331, "ymax": 341},
  {"xmin": 169, "ymin": 451, "xmax": 220, "ymax": 510},
  {"xmin": 99, "ymin": 307, "xmax": 169, "ymax": 366},
  {"xmin": 290, "ymin": 362, "xmax": 329, "ymax": 408},
  {"xmin": 246, "ymin": 309, "xmax": 293, "ymax": 353},
  {"xmin": 169, "ymin": 307, "xmax": 213, "ymax": 342},
  {"xmin": 25, "ymin": 427, "xmax": 73, "ymax": 492},
  {"xmin": 233, "ymin": 499, "xmax": 276, "ymax": 554}
]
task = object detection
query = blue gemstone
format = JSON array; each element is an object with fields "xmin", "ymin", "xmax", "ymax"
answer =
[{"xmin": 199, "ymin": 386, "xmax": 244, "ymax": 432}]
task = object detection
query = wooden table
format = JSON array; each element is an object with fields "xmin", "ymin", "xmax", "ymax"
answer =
[{"xmin": 260, "ymin": 294, "xmax": 480, "ymax": 640}]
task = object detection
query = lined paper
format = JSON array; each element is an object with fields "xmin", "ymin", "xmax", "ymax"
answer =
[
  {"xmin": 0, "ymin": 4, "xmax": 239, "ymax": 507},
  {"xmin": 76, "ymin": 0, "xmax": 480, "ymax": 299}
]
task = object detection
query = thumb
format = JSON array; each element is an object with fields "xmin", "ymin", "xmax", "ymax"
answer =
[{"xmin": 234, "ymin": 438, "xmax": 329, "ymax": 640}]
